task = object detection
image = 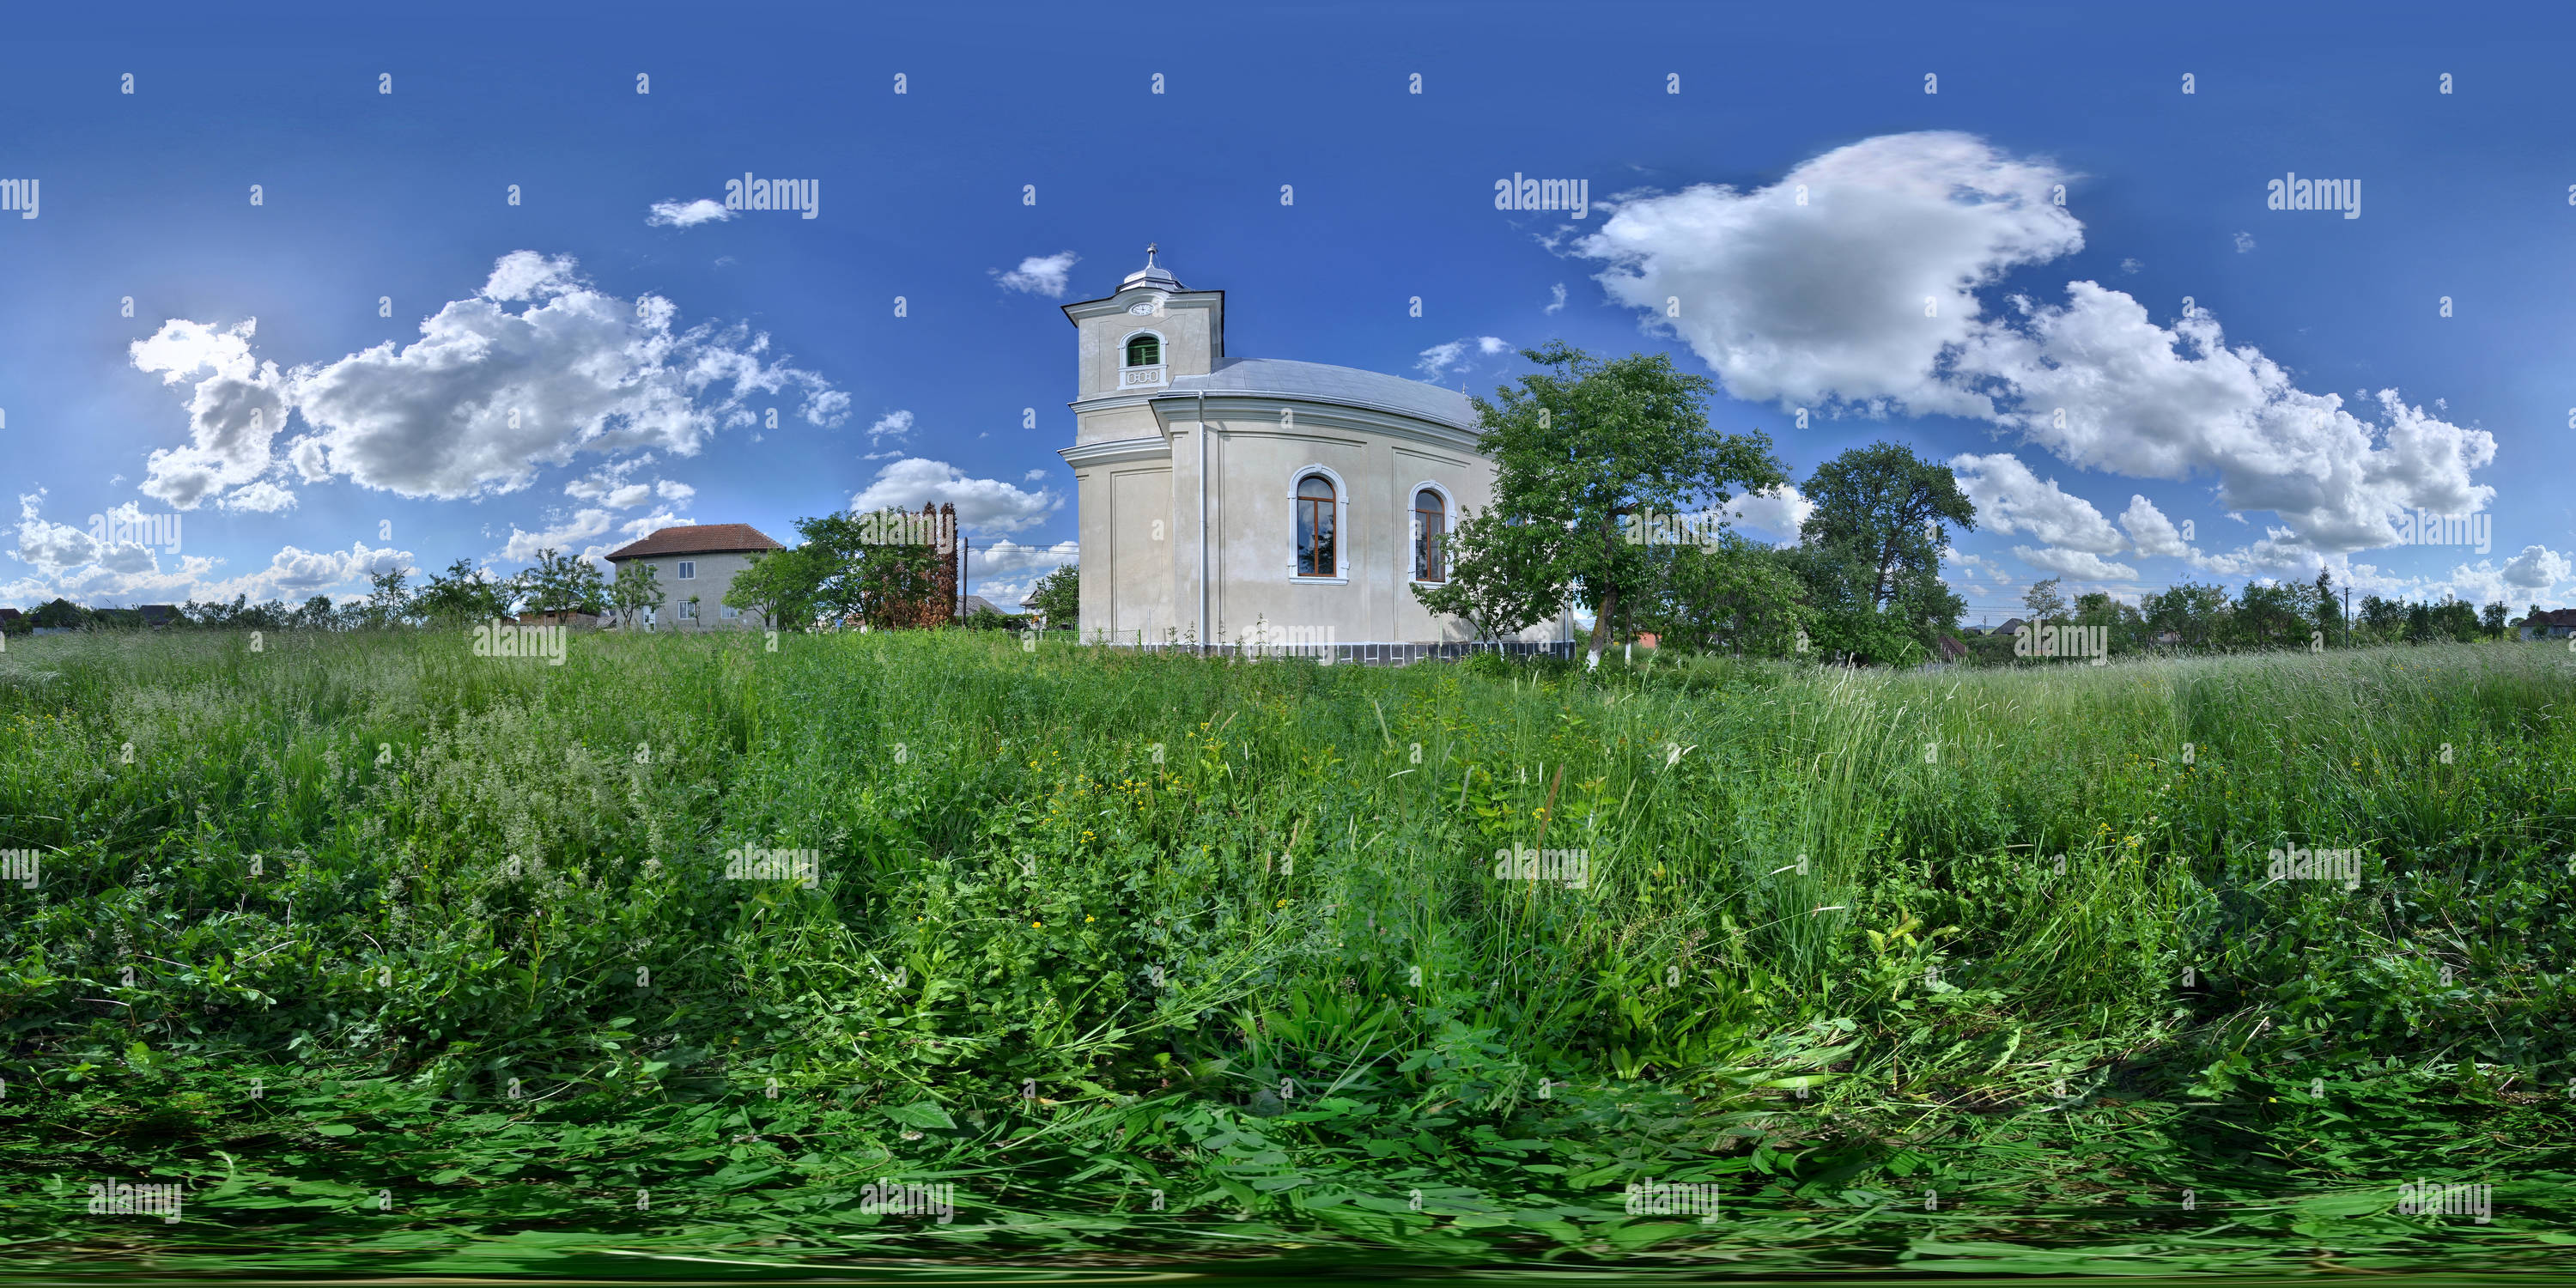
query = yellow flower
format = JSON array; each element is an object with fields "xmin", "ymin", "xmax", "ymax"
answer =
[
  {"xmin": 1085, "ymin": 915, "xmax": 1095, "ymax": 922},
  {"xmin": 1032, "ymin": 920, "xmax": 1044, "ymax": 928}
]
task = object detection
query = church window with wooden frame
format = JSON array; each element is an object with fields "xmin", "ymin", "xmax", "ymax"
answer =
[{"xmin": 1295, "ymin": 475, "xmax": 1337, "ymax": 577}]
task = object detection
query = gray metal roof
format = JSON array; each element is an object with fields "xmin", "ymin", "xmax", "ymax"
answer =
[{"xmin": 1157, "ymin": 356, "xmax": 1479, "ymax": 431}]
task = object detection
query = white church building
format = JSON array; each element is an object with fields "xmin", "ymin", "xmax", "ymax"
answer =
[{"xmin": 1059, "ymin": 249, "xmax": 1566, "ymax": 651}]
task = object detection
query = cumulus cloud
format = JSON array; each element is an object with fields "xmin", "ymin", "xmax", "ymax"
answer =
[
  {"xmin": 994, "ymin": 252, "xmax": 1078, "ymax": 298},
  {"xmin": 848, "ymin": 459, "xmax": 1058, "ymax": 534},
  {"xmin": 647, "ymin": 199, "xmax": 733, "ymax": 228},
  {"xmin": 1417, "ymin": 336, "xmax": 1510, "ymax": 379},
  {"xmin": 2013, "ymin": 546, "xmax": 2140, "ymax": 581},
  {"xmin": 128, "ymin": 319, "xmax": 294, "ymax": 509},
  {"xmin": 2119, "ymin": 495, "xmax": 2194, "ymax": 559},
  {"xmin": 129, "ymin": 252, "xmax": 850, "ymax": 507},
  {"xmin": 220, "ymin": 480, "xmax": 296, "ymax": 513},
  {"xmin": 1949, "ymin": 454, "xmax": 2124, "ymax": 554},
  {"xmin": 1722, "ymin": 483, "xmax": 1814, "ymax": 538},
  {"xmin": 970, "ymin": 538, "xmax": 1079, "ymax": 581},
  {"xmin": 2502, "ymin": 544, "xmax": 2572, "ymax": 590},
  {"xmin": 14, "ymin": 490, "xmax": 100, "ymax": 568},
  {"xmin": 1574, "ymin": 132, "xmax": 2496, "ymax": 560}
]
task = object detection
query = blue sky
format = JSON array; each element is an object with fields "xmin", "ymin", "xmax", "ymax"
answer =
[{"xmin": 4, "ymin": 1, "xmax": 2569, "ymax": 618}]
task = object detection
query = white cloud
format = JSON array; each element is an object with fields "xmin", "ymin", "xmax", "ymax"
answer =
[
  {"xmin": 1417, "ymin": 336, "xmax": 1509, "ymax": 379},
  {"xmin": 207, "ymin": 251, "xmax": 849, "ymax": 503},
  {"xmin": 994, "ymin": 252, "xmax": 1078, "ymax": 298},
  {"xmin": 128, "ymin": 319, "xmax": 294, "ymax": 510},
  {"xmin": 2502, "ymin": 544, "xmax": 2572, "ymax": 590},
  {"xmin": 500, "ymin": 508, "xmax": 618, "ymax": 563},
  {"xmin": 1574, "ymin": 132, "xmax": 2495, "ymax": 560},
  {"xmin": 848, "ymin": 459, "xmax": 1058, "ymax": 534},
  {"xmin": 1722, "ymin": 483, "xmax": 1814, "ymax": 538},
  {"xmin": 867, "ymin": 410, "xmax": 915, "ymax": 445},
  {"xmin": 220, "ymin": 480, "xmax": 297, "ymax": 513},
  {"xmin": 2120, "ymin": 257, "xmax": 2142, "ymax": 274},
  {"xmin": 14, "ymin": 489, "xmax": 100, "ymax": 568},
  {"xmin": 2233, "ymin": 230, "xmax": 2257, "ymax": 253},
  {"xmin": 970, "ymin": 538, "xmax": 1079, "ymax": 582},
  {"xmin": 647, "ymin": 199, "xmax": 734, "ymax": 228},
  {"xmin": 2012, "ymin": 546, "xmax": 2140, "ymax": 581},
  {"xmin": 2119, "ymin": 495, "xmax": 2194, "ymax": 558},
  {"xmin": 1545, "ymin": 283, "xmax": 1567, "ymax": 314},
  {"xmin": 1949, "ymin": 454, "xmax": 2125, "ymax": 554}
]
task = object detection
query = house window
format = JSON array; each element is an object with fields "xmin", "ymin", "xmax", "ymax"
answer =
[
  {"xmin": 677, "ymin": 560, "xmax": 696, "ymax": 580},
  {"xmin": 680, "ymin": 601, "xmax": 698, "ymax": 620},
  {"xmin": 1413, "ymin": 488, "xmax": 1446, "ymax": 581},
  {"xmin": 1123, "ymin": 334, "xmax": 1161, "ymax": 367},
  {"xmin": 1296, "ymin": 475, "xmax": 1337, "ymax": 577},
  {"xmin": 721, "ymin": 604, "xmax": 740, "ymax": 619}
]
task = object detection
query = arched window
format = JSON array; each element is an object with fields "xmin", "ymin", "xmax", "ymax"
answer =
[
  {"xmin": 1295, "ymin": 475, "xmax": 1337, "ymax": 577},
  {"xmin": 1413, "ymin": 488, "xmax": 1446, "ymax": 581},
  {"xmin": 1123, "ymin": 333, "xmax": 1161, "ymax": 368}
]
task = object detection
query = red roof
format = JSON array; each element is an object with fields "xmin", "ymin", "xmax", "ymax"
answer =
[{"xmin": 605, "ymin": 524, "xmax": 786, "ymax": 561}]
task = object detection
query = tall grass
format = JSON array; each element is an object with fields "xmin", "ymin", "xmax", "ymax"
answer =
[{"xmin": 2, "ymin": 628, "xmax": 2570, "ymax": 1269}]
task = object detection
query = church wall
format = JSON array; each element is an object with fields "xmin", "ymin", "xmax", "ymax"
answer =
[{"xmin": 1109, "ymin": 467, "xmax": 1174, "ymax": 641}]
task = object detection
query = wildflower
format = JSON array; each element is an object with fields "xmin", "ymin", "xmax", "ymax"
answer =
[
  {"xmin": 1085, "ymin": 915, "xmax": 1095, "ymax": 922},
  {"xmin": 1032, "ymin": 920, "xmax": 1043, "ymax": 928}
]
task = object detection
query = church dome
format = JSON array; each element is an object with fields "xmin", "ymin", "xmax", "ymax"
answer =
[{"xmin": 1121, "ymin": 244, "xmax": 1183, "ymax": 292}]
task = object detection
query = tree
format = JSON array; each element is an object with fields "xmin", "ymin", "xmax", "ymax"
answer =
[
  {"xmin": 416, "ymin": 559, "xmax": 512, "ymax": 625},
  {"xmin": 2022, "ymin": 578, "xmax": 2069, "ymax": 623},
  {"xmin": 1413, "ymin": 508, "xmax": 1562, "ymax": 642},
  {"xmin": 289, "ymin": 595, "xmax": 339, "ymax": 631},
  {"xmin": 1792, "ymin": 442, "xmax": 1975, "ymax": 665},
  {"xmin": 2481, "ymin": 601, "xmax": 2508, "ymax": 638},
  {"xmin": 1021, "ymin": 562, "xmax": 1080, "ymax": 630},
  {"xmin": 611, "ymin": 559, "xmax": 669, "ymax": 629},
  {"xmin": 2142, "ymin": 581, "xmax": 2229, "ymax": 649},
  {"xmin": 511, "ymin": 550, "xmax": 607, "ymax": 621},
  {"xmin": 356, "ymin": 568, "xmax": 416, "ymax": 629},
  {"xmin": 723, "ymin": 546, "xmax": 821, "ymax": 630},
  {"xmin": 2312, "ymin": 569, "xmax": 2341, "ymax": 645},
  {"xmin": 1635, "ymin": 533, "xmax": 1808, "ymax": 656},
  {"xmin": 30, "ymin": 598, "xmax": 88, "ymax": 629},
  {"xmin": 1422, "ymin": 342, "xmax": 1787, "ymax": 664},
  {"xmin": 792, "ymin": 510, "xmax": 953, "ymax": 629}
]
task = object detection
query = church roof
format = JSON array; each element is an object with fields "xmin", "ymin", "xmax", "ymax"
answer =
[{"xmin": 1159, "ymin": 357, "xmax": 1479, "ymax": 432}]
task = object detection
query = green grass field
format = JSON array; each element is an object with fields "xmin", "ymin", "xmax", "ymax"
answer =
[{"xmin": 3, "ymin": 627, "xmax": 2573, "ymax": 1277}]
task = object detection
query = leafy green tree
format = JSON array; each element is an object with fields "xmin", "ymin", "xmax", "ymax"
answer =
[
  {"xmin": 1413, "ymin": 509, "xmax": 1563, "ymax": 643},
  {"xmin": 1422, "ymin": 342, "xmax": 1786, "ymax": 663},
  {"xmin": 2480, "ymin": 601, "xmax": 2507, "ymax": 639},
  {"xmin": 511, "ymin": 550, "xmax": 607, "ymax": 621},
  {"xmin": 795, "ymin": 510, "xmax": 949, "ymax": 629},
  {"xmin": 2313, "ymin": 569, "xmax": 2342, "ymax": 645},
  {"xmin": 1021, "ymin": 562, "xmax": 1080, "ymax": 630},
  {"xmin": 355, "ymin": 567, "xmax": 416, "ymax": 629},
  {"xmin": 2022, "ymin": 577, "xmax": 2069, "ymax": 623},
  {"xmin": 610, "ymin": 559, "xmax": 668, "ymax": 629},
  {"xmin": 1634, "ymin": 533, "xmax": 1808, "ymax": 656},
  {"xmin": 415, "ymin": 559, "xmax": 512, "ymax": 625},
  {"xmin": 723, "ymin": 545, "xmax": 823, "ymax": 630},
  {"xmin": 2233, "ymin": 581, "xmax": 2306, "ymax": 648},
  {"xmin": 289, "ymin": 595, "xmax": 339, "ymax": 631},
  {"xmin": 1792, "ymin": 442, "xmax": 1975, "ymax": 665},
  {"xmin": 30, "ymin": 597, "xmax": 88, "ymax": 629}
]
